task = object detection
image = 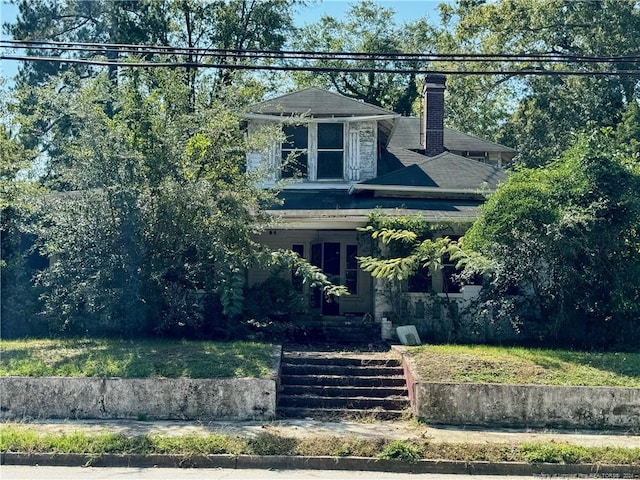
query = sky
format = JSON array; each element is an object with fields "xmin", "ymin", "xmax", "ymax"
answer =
[
  {"xmin": 0, "ymin": 1, "xmax": 443, "ymax": 84},
  {"xmin": 295, "ymin": 0, "xmax": 441, "ymax": 26}
]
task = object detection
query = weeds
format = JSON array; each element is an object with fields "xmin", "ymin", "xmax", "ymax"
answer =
[
  {"xmin": 405, "ymin": 345, "xmax": 640, "ymax": 387},
  {"xmin": 1, "ymin": 426, "xmax": 639, "ymax": 465},
  {"xmin": 377, "ymin": 440, "xmax": 422, "ymax": 462}
]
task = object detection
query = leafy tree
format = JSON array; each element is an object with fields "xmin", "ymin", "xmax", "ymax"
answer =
[
  {"xmin": 0, "ymin": 93, "xmax": 44, "ymax": 337},
  {"xmin": 356, "ymin": 214, "xmax": 471, "ymax": 339},
  {"xmin": 358, "ymin": 226, "xmax": 453, "ymax": 282},
  {"xmin": 615, "ymin": 100, "xmax": 640, "ymax": 156},
  {"xmin": 6, "ymin": 0, "xmax": 171, "ymax": 87},
  {"xmin": 463, "ymin": 128, "xmax": 640, "ymax": 348},
  {"xmin": 11, "ymin": 69, "xmax": 345, "ymax": 338},
  {"xmin": 291, "ymin": 0, "xmax": 438, "ymax": 114},
  {"xmin": 437, "ymin": 0, "xmax": 640, "ymax": 166},
  {"xmin": 5, "ymin": 0, "xmax": 298, "ymax": 123},
  {"xmin": 19, "ymin": 71, "xmax": 259, "ymax": 336}
]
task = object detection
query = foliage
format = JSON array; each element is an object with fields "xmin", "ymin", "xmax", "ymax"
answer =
[
  {"xmin": 242, "ymin": 276, "xmax": 308, "ymax": 340},
  {"xmin": 520, "ymin": 443, "xmax": 590, "ymax": 464},
  {"xmin": 291, "ymin": 0, "xmax": 438, "ymax": 114},
  {"xmin": 15, "ymin": 71, "xmax": 272, "ymax": 336},
  {"xmin": 5, "ymin": 66, "xmax": 348, "ymax": 338},
  {"xmin": 437, "ymin": 0, "xmax": 640, "ymax": 166},
  {"xmin": 7, "ymin": 0, "xmax": 170, "ymax": 86},
  {"xmin": 6, "ymin": 0, "xmax": 298, "ymax": 95},
  {"xmin": 270, "ymin": 249, "xmax": 350, "ymax": 298},
  {"xmin": 405, "ymin": 344, "xmax": 640, "ymax": 387},
  {"xmin": 0, "ymin": 90, "xmax": 44, "ymax": 337},
  {"xmin": 463, "ymin": 128, "xmax": 640, "ymax": 348},
  {"xmin": 357, "ymin": 216, "xmax": 460, "ymax": 284},
  {"xmin": 376, "ymin": 440, "xmax": 423, "ymax": 462},
  {"xmin": 0, "ymin": 338, "xmax": 277, "ymax": 378},
  {"xmin": 2, "ymin": 426, "xmax": 639, "ymax": 465}
]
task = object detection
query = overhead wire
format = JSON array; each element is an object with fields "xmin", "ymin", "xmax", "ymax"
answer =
[
  {"xmin": 3, "ymin": 39, "xmax": 640, "ymax": 63},
  {"xmin": 2, "ymin": 54, "xmax": 639, "ymax": 76},
  {"xmin": 1, "ymin": 39, "xmax": 639, "ymax": 76}
]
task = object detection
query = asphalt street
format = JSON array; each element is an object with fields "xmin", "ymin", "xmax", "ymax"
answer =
[{"xmin": 0, "ymin": 466, "xmax": 549, "ymax": 480}]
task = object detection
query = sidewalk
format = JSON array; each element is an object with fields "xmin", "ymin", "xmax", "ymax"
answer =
[
  {"xmin": 5, "ymin": 418, "xmax": 639, "ymax": 448},
  {"xmin": 4, "ymin": 418, "xmax": 639, "ymax": 476}
]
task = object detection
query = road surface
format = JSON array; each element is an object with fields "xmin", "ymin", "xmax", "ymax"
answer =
[{"xmin": 0, "ymin": 466, "xmax": 546, "ymax": 479}]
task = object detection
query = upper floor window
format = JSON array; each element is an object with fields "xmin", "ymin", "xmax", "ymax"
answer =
[
  {"xmin": 317, "ymin": 123, "xmax": 344, "ymax": 179},
  {"xmin": 281, "ymin": 125, "xmax": 308, "ymax": 178},
  {"xmin": 280, "ymin": 122, "xmax": 345, "ymax": 181}
]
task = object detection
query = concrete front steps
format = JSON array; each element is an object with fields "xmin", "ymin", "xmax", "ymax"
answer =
[{"xmin": 278, "ymin": 348, "xmax": 410, "ymax": 420}]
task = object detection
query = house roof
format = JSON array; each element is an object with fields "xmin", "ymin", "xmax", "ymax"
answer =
[
  {"xmin": 445, "ymin": 128, "xmax": 517, "ymax": 154},
  {"xmin": 372, "ymin": 148, "xmax": 507, "ymax": 192},
  {"xmin": 248, "ymin": 87, "xmax": 396, "ymax": 117},
  {"xmin": 267, "ymin": 189, "xmax": 482, "ymax": 228},
  {"xmin": 388, "ymin": 117, "xmax": 517, "ymax": 154}
]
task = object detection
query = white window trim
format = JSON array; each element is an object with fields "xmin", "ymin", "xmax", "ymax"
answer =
[{"xmin": 281, "ymin": 122, "xmax": 348, "ymax": 182}]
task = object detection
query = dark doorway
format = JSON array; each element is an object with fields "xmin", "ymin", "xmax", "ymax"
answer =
[{"xmin": 311, "ymin": 242, "xmax": 341, "ymax": 315}]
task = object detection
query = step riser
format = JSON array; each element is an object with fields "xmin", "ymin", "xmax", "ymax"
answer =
[
  {"xmin": 280, "ymin": 375, "xmax": 406, "ymax": 387},
  {"xmin": 282, "ymin": 357, "xmax": 401, "ymax": 367},
  {"xmin": 282, "ymin": 385, "xmax": 408, "ymax": 397},
  {"xmin": 281, "ymin": 365, "xmax": 404, "ymax": 376},
  {"xmin": 278, "ymin": 407, "xmax": 407, "ymax": 421},
  {"xmin": 279, "ymin": 396, "xmax": 409, "ymax": 410}
]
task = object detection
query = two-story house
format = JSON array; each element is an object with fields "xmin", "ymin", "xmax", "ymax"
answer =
[{"xmin": 244, "ymin": 74, "xmax": 515, "ymax": 331}]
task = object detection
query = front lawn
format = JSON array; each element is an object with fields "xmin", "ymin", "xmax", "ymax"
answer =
[
  {"xmin": 0, "ymin": 338, "xmax": 277, "ymax": 378},
  {"xmin": 404, "ymin": 345, "xmax": 640, "ymax": 387}
]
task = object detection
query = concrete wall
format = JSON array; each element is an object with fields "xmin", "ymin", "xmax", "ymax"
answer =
[
  {"xmin": 0, "ymin": 376, "xmax": 277, "ymax": 421},
  {"xmin": 1, "ymin": 346, "xmax": 282, "ymax": 421},
  {"xmin": 396, "ymin": 347, "xmax": 640, "ymax": 429},
  {"xmin": 414, "ymin": 382, "xmax": 639, "ymax": 430}
]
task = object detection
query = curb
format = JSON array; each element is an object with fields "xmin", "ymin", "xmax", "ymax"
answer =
[{"xmin": 2, "ymin": 452, "xmax": 639, "ymax": 476}]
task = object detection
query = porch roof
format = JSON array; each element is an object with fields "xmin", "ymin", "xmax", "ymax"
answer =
[{"xmin": 266, "ymin": 189, "xmax": 482, "ymax": 229}]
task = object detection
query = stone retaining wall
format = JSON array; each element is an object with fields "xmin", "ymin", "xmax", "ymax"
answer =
[
  {"xmin": 0, "ymin": 376, "xmax": 277, "ymax": 421},
  {"xmin": 395, "ymin": 347, "xmax": 640, "ymax": 429},
  {"xmin": 1, "ymin": 345, "xmax": 281, "ymax": 421},
  {"xmin": 414, "ymin": 382, "xmax": 639, "ymax": 429}
]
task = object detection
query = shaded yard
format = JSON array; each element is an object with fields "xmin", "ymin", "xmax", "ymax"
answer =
[{"xmin": 0, "ymin": 339, "xmax": 277, "ymax": 378}]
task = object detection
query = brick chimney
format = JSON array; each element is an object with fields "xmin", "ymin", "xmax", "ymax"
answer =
[{"xmin": 423, "ymin": 74, "xmax": 446, "ymax": 157}]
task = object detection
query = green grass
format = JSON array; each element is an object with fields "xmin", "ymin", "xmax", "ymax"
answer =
[
  {"xmin": 0, "ymin": 338, "xmax": 277, "ymax": 378},
  {"xmin": 404, "ymin": 345, "xmax": 640, "ymax": 387},
  {"xmin": 1, "ymin": 426, "xmax": 639, "ymax": 465}
]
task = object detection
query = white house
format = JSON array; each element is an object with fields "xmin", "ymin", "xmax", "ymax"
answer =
[{"xmin": 244, "ymin": 75, "xmax": 515, "ymax": 341}]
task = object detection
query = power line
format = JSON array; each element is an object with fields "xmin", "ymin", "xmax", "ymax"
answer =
[
  {"xmin": 3, "ymin": 53, "xmax": 639, "ymax": 76},
  {"xmin": 1, "ymin": 39, "xmax": 639, "ymax": 76},
  {"xmin": 3, "ymin": 40, "xmax": 640, "ymax": 66},
  {"xmin": 3, "ymin": 39, "xmax": 640, "ymax": 64}
]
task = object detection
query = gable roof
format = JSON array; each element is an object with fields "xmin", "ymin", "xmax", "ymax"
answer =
[
  {"xmin": 388, "ymin": 117, "xmax": 517, "ymax": 154},
  {"xmin": 248, "ymin": 87, "xmax": 396, "ymax": 117}
]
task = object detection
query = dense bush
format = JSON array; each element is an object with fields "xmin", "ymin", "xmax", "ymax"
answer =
[
  {"xmin": 463, "ymin": 129, "xmax": 640, "ymax": 349},
  {"xmin": 242, "ymin": 276, "xmax": 309, "ymax": 341}
]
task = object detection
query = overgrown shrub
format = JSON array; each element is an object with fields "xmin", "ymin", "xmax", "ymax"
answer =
[{"xmin": 242, "ymin": 276, "xmax": 309, "ymax": 341}]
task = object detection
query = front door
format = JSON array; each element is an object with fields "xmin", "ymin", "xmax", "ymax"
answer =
[{"xmin": 311, "ymin": 242, "xmax": 341, "ymax": 315}]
